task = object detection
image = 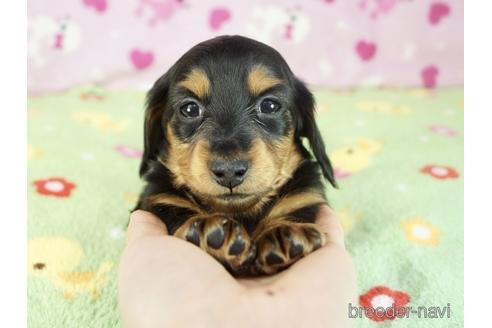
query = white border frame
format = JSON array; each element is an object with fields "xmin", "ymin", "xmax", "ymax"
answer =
[
  {"xmin": 3, "ymin": 1, "xmax": 483, "ymax": 327},
  {"xmin": 0, "ymin": 0, "xmax": 27, "ymax": 327},
  {"xmin": 464, "ymin": 1, "xmax": 492, "ymax": 326}
]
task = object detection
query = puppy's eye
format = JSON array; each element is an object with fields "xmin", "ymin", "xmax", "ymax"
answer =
[
  {"xmin": 179, "ymin": 102, "xmax": 202, "ymax": 118},
  {"xmin": 259, "ymin": 99, "xmax": 281, "ymax": 114}
]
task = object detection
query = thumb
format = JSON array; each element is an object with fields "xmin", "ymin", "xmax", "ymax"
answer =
[
  {"xmin": 126, "ymin": 210, "xmax": 168, "ymax": 244},
  {"xmin": 315, "ymin": 205, "xmax": 346, "ymax": 249}
]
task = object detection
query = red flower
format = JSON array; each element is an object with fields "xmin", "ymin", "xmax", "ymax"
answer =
[
  {"xmin": 420, "ymin": 165, "xmax": 459, "ymax": 180},
  {"xmin": 33, "ymin": 177, "xmax": 76, "ymax": 198},
  {"xmin": 359, "ymin": 286, "xmax": 410, "ymax": 322}
]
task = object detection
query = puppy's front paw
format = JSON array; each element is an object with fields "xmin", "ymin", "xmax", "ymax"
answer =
[
  {"xmin": 174, "ymin": 215, "xmax": 256, "ymax": 274},
  {"xmin": 253, "ymin": 223, "xmax": 325, "ymax": 275}
]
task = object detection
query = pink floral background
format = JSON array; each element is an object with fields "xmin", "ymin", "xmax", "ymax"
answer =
[{"xmin": 27, "ymin": 0, "xmax": 463, "ymax": 94}]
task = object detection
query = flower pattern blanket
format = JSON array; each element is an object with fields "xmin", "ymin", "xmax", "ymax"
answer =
[{"xmin": 27, "ymin": 86, "xmax": 463, "ymax": 327}]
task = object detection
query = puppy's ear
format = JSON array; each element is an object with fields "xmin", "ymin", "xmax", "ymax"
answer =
[
  {"xmin": 293, "ymin": 78, "xmax": 337, "ymax": 188},
  {"xmin": 140, "ymin": 72, "xmax": 172, "ymax": 177}
]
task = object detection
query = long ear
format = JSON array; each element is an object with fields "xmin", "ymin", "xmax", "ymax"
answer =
[
  {"xmin": 139, "ymin": 72, "xmax": 172, "ymax": 177},
  {"xmin": 293, "ymin": 78, "xmax": 337, "ymax": 188}
]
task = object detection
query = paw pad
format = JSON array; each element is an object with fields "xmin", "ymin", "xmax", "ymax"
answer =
[
  {"xmin": 228, "ymin": 237, "xmax": 246, "ymax": 255},
  {"xmin": 206, "ymin": 226, "xmax": 225, "ymax": 249},
  {"xmin": 175, "ymin": 215, "xmax": 254, "ymax": 275},
  {"xmin": 288, "ymin": 241, "xmax": 304, "ymax": 258},
  {"xmin": 265, "ymin": 252, "xmax": 285, "ymax": 265},
  {"xmin": 254, "ymin": 223, "xmax": 325, "ymax": 274},
  {"xmin": 185, "ymin": 220, "xmax": 202, "ymax": 246}
]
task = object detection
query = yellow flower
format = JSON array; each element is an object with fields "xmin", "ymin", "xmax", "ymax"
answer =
[
  {"xmin": 406, "ymin": 88, "xmax": 433, "ymax": 99},
  {"xmin": 357, "ymin": 101, "xmax": 412, "ymax": 115},
  {"xmin": 330, "ymin": 138, "xmax": 383, "ymax": 174},
  {"xmin": 401, "ymin": 218, "xmax": 440, "ymax": 246},
  {"xmin": 73, "ymin": 111, "xmax": 128, "ymax": 132},
  {"xmin": 123, "ymin": 192, "xmax": 139, "ymax": 204},
  {"xmin": 28, "ymin": 108, "xmax": 43, "ymax": 117},
  {"xmin": 28, "ymin": 145, "xmax": 43, "ymax": 160},
  {"xmin": 318, "ymin": 104, "xmax": 331, "ymax": 113},
  {"xmin": 338, "ymin": 207, "xmax": 363, "ymax": 233}
]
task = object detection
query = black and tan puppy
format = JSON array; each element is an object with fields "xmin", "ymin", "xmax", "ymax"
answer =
[{"xmin": 136, "ymin": 35, "xmax": 337, "ymax": 275}]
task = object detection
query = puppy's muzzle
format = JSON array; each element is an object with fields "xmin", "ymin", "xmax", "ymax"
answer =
[{"xmin": 209, "ymin": 159, "xmax": 249, "ymax": 188}]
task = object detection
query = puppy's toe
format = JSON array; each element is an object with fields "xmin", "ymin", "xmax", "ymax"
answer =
[
  {"xmin": 254, "ymin": 223, "xmax": 326, "ymax": 275},
  {"xmin": 184, "ymin": 219, "xmax": 203, "ymax": 246},
  {"xmin": 175, "ymin": 215, "xmax": 255, "ymax": 275},
  {"xmin": 204, "ymin": 217, "xmax": 227, "ymax": 249}
]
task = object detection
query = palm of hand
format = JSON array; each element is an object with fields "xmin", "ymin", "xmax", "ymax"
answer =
[{"xmin": 118, "ymin": 207, "xmax": 356, "ymax": 328}]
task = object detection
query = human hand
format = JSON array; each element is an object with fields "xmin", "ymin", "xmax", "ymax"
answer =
[{"xmin": 118, "ymin": 206, "xmax": 357, "ymax": 328}]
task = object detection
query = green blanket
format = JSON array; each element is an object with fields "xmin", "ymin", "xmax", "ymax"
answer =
[{"xmin": 27, "ymin": 86, "xmax": 463, "ymax": 327}]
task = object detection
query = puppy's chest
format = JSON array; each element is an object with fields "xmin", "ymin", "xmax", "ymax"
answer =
[
  {"xmin": 230, "ymin": 212, "xmax": 268, "ymax": 235},
  {"xmin": 186, "ymin": 202, "xmax": 271, "ymax": 235},
  {"xmin": 189, "ymin": 193, "xmax": 277, "ymax": 235}
]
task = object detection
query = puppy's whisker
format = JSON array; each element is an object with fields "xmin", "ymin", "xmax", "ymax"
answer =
[
  {"xmin": 254, "ymin": 118, "xmax": 266, "ymax": 127},
  {"xmin": 245, "ymin": 104, "xmax": 257, "ymax": 115}
]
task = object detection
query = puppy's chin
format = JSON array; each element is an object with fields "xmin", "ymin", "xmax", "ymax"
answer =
[{"xmin": 200, "ymin": 192, "xmax": 268, "ymax": 213}]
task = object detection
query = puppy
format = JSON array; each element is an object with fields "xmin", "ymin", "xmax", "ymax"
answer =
[{"xmin": 136, "ymin": 35, "xmax": 337, "ymax": 275}]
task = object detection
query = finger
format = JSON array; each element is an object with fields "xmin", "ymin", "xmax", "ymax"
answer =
[
  {"xmin": 315, "ymin": 205, "xmax": 345, "ymax": 249},
  {"xmin": 126, "ymin": 210, "xmax": 168, "ymax": 244},
  {"xmin": 270, "ymin": 240, "xmax": 357, "ymax": 311}
]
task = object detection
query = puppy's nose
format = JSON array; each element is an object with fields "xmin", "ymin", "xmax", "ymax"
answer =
[{"xmin": 209, "ymin": 160, "xmax": 249, "ymax": 188}]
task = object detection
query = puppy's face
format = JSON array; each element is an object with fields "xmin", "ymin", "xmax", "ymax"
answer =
[
  {"xmin": 141, "ymin": 36, "xmax": 335, "ymax": 212},
  {"xmin": 165, "ymin": 63, "xmax": 301, "ymax": 211}
]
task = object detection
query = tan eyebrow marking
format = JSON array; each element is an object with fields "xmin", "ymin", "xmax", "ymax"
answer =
[
  {"xmin": 177, "ymin": 68, "xmax": 210, "ymax": 99},
  {"xmin": 247, "ymin": 65, "xmax": 282, "ymax": 96}
]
